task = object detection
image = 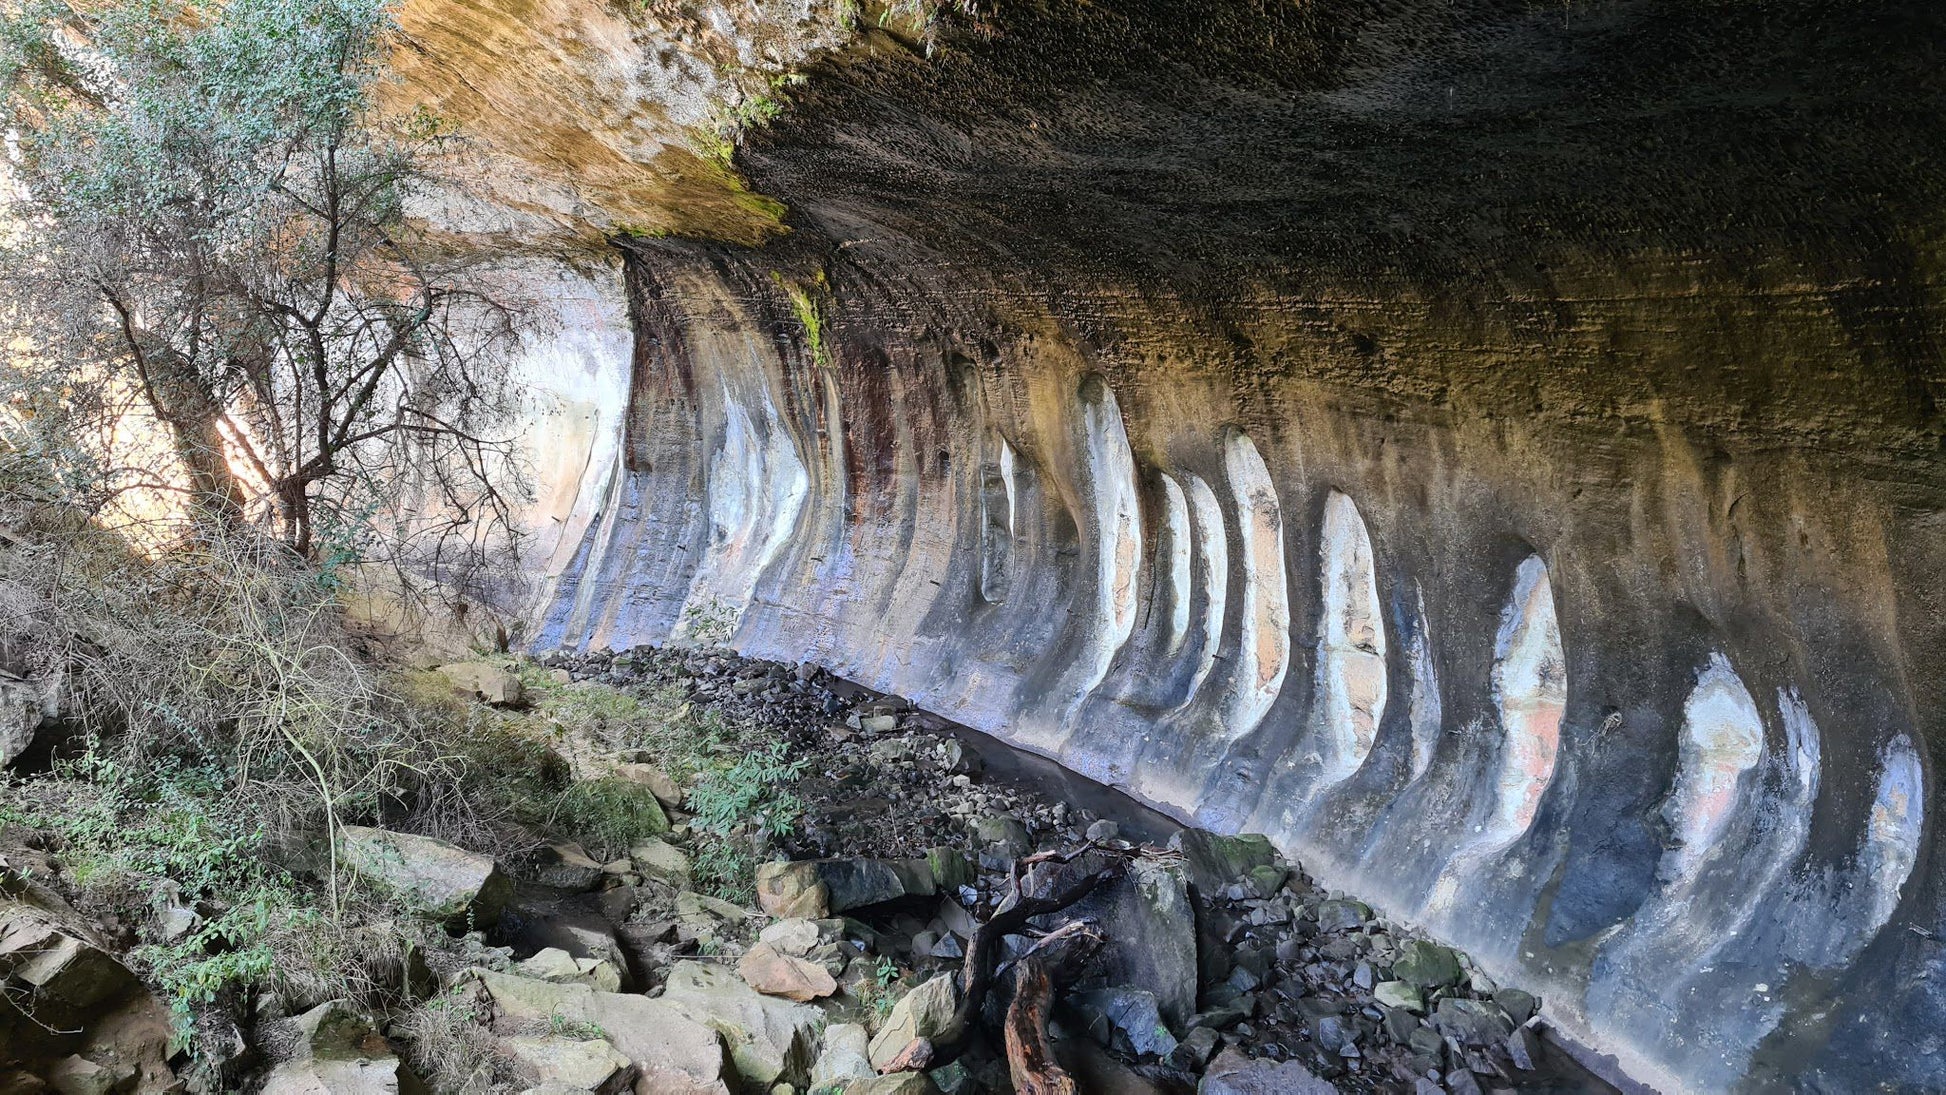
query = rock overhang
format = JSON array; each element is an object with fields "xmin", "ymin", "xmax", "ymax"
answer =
[{"xmin": 399, "ymin": 0, "xmax": 1946, "ymax": 1090}]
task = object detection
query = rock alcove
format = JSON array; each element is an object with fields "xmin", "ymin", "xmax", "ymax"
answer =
[{"xmin": 395, "ymin": 0, "xmax": 1946, "ymax": 1090}]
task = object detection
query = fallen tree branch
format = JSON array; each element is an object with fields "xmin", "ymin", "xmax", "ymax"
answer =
[
  {"xmin": 1005, "ymin": 921, "xmax": 1105, "ymax": 1095},
  {"xmin": 880, "ymin": 843, "xmax": 1123, "ymax": 1073}
]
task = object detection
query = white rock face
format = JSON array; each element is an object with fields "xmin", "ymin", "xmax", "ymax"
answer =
[
  {"xmin": 1220, "ymin": 429, "xmax": 1289, "ymax": 746},
  {"xmin": 1485, "ymin": 554, "xmax": 1566, "ymax": 848},
  {"xmin": 1662, "ymin": 655, "xmax": 1765, "ymax": 883},
  {"xmin": 1310, "ymin": 490, "xmax": 1387, "ymax": 785}
]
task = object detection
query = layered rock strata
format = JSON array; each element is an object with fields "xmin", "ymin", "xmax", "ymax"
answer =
[{"xmin": 409, "ymin": 0, "xmax": 1946, "ymax": 1089}]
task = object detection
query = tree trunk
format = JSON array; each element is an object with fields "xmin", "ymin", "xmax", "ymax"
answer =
[
  {"xmin": 144, "ymin": 347, "xmax": 246, "ymax": 530},
  {"xmin": 1004, "ymin": 921, "xmax": 1103, "ymax": 1095}
]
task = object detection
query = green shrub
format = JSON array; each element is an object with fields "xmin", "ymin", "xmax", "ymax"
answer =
[{"xmin": 548, "ymin": 778, "xmax": 670, "ymax": 860}]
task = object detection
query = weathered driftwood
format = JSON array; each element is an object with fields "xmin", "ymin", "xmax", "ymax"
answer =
[
  {"xmin": 1004, "ymin": 920, "xmax": 1105, "ymax": 1095},
  {"xmin": 879, "ymin": 843, "xmax": 1122, "ymax": 1073}
]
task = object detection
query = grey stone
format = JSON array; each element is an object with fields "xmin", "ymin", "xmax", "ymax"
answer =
[
  {"xmin": 436, "ymin": 662, "xmax": 522, "ymax": 706},
  {"xmin": 843, "ymin": 1073, "xmax": 939, "ymax": 1095},
  {"xmin": 516, "ymin": 947, "xmax": 622, "ymax": 993},
  {"xmin": 1170, "ymin": 1025, "xmax": 1221, "ymax": 1069},
  {"xmin": 475, "ymin": 970, "xmax": 731, "ymax": 1091},
  {"xmin": 867, "ymin": 974, "xmax": 958, "ymax": 1069},
  {"xmin": 816, "ymin": 859, "xmax": 912, "ymax": 911},
  {"xmin": 336, "ymin": 826, "xmax": 510, "ymax": 926},
  {"xmin": 1432, "ymin": 998, "xmax": 1514, "ymax": 1047},
  {"xmin": 630, "ymin": 838, "xmax": 692, "ymax": 887},
  {"xmin": 1380, "ymin": 1006, "xmax": 1420, "ymax": 1044},
  {"xmin": 757, "ymin": 918, "xmax": 828, "ymax": 957},
  {"xmin": 924, "ymin": 848, "xmax": 974, "ymax": 891},
  {"xmin": 1393, "ymin": 939, "xmax": 1464, "ymax": 990},
  {"xmin": 1315, "ymin": 1014, "xmax": 1359, "ymax": 1051},
  {"xmin": 1507, "ymin": 1025, "xmax": 1541, "ymax": 1071},
  {"xmin": 1085, "ymin": 819, "xmax": 1121, "ymax": 842},
  {"xmin": 1313, "ymin": 898, "xmax": 1372, "ymax": 933},
  {"xmin": 660, "ymin": 960, "xmax": 823, "ymax": 1086},
  {"xmin": 811, "ymin": 1022, "xmax": 874, "ymax": 1089},
  {"xmin": 1027, "ymin": 855, "xmax": 1197, "ymax": 1027},
  {"xmin": 611, "ymin": 762, "xmax": 683, "ymax": 808},
  {"xmin": 261, "ymin": 1001, "xmax": 421, "ymax": 1095},
  {"xmin": 1166, "ymin": 829, "xmax": 1277, "ymax": 896},
  {"xmin": 1245, "ymin": 864, "xmax": 1289, "ymax": 899},
  {"xmin": 1375, "ymin": 980, "xmax": 1424, "ymax": 1012},
  {"xmin": 1073, "ymin": 986, "xmax": 1178, "ymax": 1057},
  {"xmin": 532, "ymin": 841, "xmax": 605, "ymax": 891},
  {"xmin": 1494, "ymin": 988, "xmax": 1538, "ymax": 1026},
  {"xmin": 498, "ymin": 1036, "xmax": 631, "ymax": 1093},
  {"xmin": 1198, "ymin": 1046, "xmax": 1336, "ymax": 1094},
  {"xmin": 974, "ymin": 814, "xmax": 1032, "ymax": 853}
]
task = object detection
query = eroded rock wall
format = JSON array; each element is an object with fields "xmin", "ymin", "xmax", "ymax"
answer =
[
  {"xmin": 526, "ymin": 237, "xmax": 1945, "ymax": 1091},
  {"xmin": 439, "ymin": 0, "xmax": 1946, "ymax": 1089}
]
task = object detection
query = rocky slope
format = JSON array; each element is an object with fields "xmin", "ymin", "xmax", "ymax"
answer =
[{"xmin": 390, "ymin": 0, "xmax": 1946, "ymax": 1090}]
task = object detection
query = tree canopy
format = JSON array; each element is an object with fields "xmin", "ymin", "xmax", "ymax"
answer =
[{"xmin": 0, "ymin": 0, "xmax": 523, "ymax": 566}]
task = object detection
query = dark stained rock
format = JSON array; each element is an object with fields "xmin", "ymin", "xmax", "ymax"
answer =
[
  {"xmin": 1026, "ymin": 855, "xmax": 1197, "ymax": 1028},
  {"xmin": 1432, "ymin": 998, "xmax": 1515, "ymax": 1047},
  {"xmin": 1167, "ymin": 829, "xmax": 1277, "ymax": 897},
  {"xmin": 1071, "ymin": 986, "xmax": 1178, "ymax": 1057},
  {"xmin": 816, "ymin": 859, "xmax": 918, "ymax": 912}
]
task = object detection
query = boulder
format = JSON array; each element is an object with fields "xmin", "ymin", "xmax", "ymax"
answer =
[
  {"xmin": 815, "ymin": 859, "xmax": 913, "ymax": 912},
  {"xmin": 0, "ymin": 920, "xmax": 136, "ymax": 1014},
  {"xmin": 867, "ymin": 974, "xmax": 958, "ymax": 1070},
  {"xmin": 260, "ymin": 1000, "xmax": 425, "ymax": 1095},
  {"xmin": 659, "ymin": 960, "xmax": 822, "ymax": 1087},
  {"xmin": 0, "ymin": 673, "xmax": 58, "ymax": 769},
  {"xmin": 1072, "ymin": 986, "xmax": 1178, "ymax": 1057},
  {"xmin": 611, "ymin": 762, "xmax": 683, "ymax": 808},
  {"xmin": 755, "ymin": 862, "xmax": 829, "ymax": 919},
  {"xmin": 436, "ymin": 662, "xmax": 523, "ymax": 706},
  {"xmin": 336, "ymin": 827, "xmax": 510, "ymax": 926},
  {"xmin": 499, "ymin": 1036, "xmax": 631, "ymax": 1093},
  {"xmin": 1494, "ymin": 987, "xmax": 1539, "ymax": 1025},
  {"xmin": 1167, "ymin": 829, "xmax": 1277, "ymax": 896},
  {"xmin": 1374, "ymin": 980, "xmax": 1424, "ymax": 1013},
  {"xmin": 1393, "ymin": 939, "xmax": 1463, "ymax": 990},
  {"xmin": 1432, "ymin": 998, "xmax": 1514, "ymax": 1046},
  {"xmin": 629, "ymin": 839, "xmax": 692, "ymax": 887},
  {"xmin": 810, "ymin": 1023, "xmax": 873, "ymax": 1089},
  {"xmin": 1198, "ymin": 1046, "xmax": 1335, "ymax": 1095},
  {"xmin": 1085, "ymin": 819, "xmax": 1121, "ymax": 842},
  {"xmin": 516, "ymin": 948, "xmax": 622, "ymax": 993},
  {"xmin": 1313, "ymin": 898, "xmax": 1371, "ymax": 933},
  {"xmin": 924, "ymin": 848, "xmax": 974, "ymax": 892},
  {"xmin": 42, "ymin": 1055, "xmax": 121, "ymax": 1095},
  {"xmin": 756, "ymin": 918, "xmax": 830, "ymax": 958},
  {"xmin": 737, "ymin": 942, "xmax": 837, "ymax": 1002},
  {"xmin": 677, "ymin": 891, "xmax": 749, "ymax": 926},
  {"xmin": 532, "ymin": 842, "xmax": 605, "ymax": 891},
  {"xmin": 475, "ymin": 971, "xmax": 731, "ymax": 1092},
  {"xmin": 972, "ymin": 815, "xmax": 1031, "ymax": 854},
  {"xmin": 1027, "ymin": 855, "xmax": 1197, "ymax": 1027}
]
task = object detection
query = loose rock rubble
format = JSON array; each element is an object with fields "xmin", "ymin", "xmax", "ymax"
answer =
[
  {"xmin": 483, "ymin": 646, "xmax": 1613, "ymax": 1095},
  {"xmin": 3, "ymin": 644, "xmax": 1608, "ymax": 1094}
]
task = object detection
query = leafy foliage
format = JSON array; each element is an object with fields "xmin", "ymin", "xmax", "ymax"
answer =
[{"xmin": 0, "ymin": 0, "xmax": 525, "ymax": 572}]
